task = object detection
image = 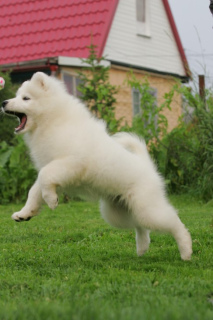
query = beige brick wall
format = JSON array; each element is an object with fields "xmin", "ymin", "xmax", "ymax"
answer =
[{"xmin": 109, "ymin": 65, "xmax": 182, "ymax": 132}]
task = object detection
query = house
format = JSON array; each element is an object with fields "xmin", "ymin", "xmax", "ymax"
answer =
[{"xmin": 0, "ymin": 0, "xmax": 190, "ymax": 130}]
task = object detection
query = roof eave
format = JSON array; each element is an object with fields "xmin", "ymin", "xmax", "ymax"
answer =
[
  {"xmin": 162, "ymin": 0, "xmax": 191, "ymax": 80},
  {"xmin": 99, "ymin": 0, "xmax": 120, "ymax": 57},
  {"xmin": 0, "ymin": 57, "xmax": 58, "ymax": 72},
  {"xmin": 58, "ymin": 56, "xmax": 111, "ymax": 68},
  {"xmin": 110, "ymin": 60, "xmax": 190, "ymax": 83}
]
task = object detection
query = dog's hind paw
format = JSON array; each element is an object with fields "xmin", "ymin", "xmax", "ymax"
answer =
[{"xmin": 180, "ymin": 250, "xmax": 193, "ymax": 261}]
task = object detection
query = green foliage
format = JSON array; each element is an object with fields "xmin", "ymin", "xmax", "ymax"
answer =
[
  {"xmin": 0, "ymin": 71, "xmax": 19, "ymax": 145},
  {"xmin": 184, "ymin": 87, "xmax": 213, "ymax": 201},
  {"xmin": 152, "ymin": 123, "xmax": 201, "ymax": 194},
  {"xmin": 0, "ymin": 196, "xmax": 212, "ymax": 319},
  {"xmin": 77, "ymin": 44, "xmax": 122, "ymax": 133},
  {"xmin": 0, "ymin": 136, "xmax": 36, "ymax": 204},
  {"xmin": 0, "ymin": 72, "xmax": 36, "ymax": 204},
  {"xmin": 126, "ymin": 73, "xmax": 213, "ymax": 201},
  {"xmin": 126, "ymin": 73, "xmax": 171, "ymax": 143},
  {"xmin": 152, "ymin": 85, "xmax": 213, "ymax": 201}
]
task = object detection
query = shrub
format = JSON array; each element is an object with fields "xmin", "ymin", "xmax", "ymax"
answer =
[
  {"xmin": 183, "ymin": 86, "xmax": 213, "ymax": 201},
  {"xmin": 0, "ymin": 72, "xmax": 36, "ymax": 204},
  {"xmin": 0, "ymin": 136, "xmax": 36, "ymax": 204},
  {"xmin": 152, "ymin": 85, "xmax": 213, "ymax": 201},
  {"xmin": 126, "ymin": 73, "xmax": 213, "ymax": 201},
  {"xmin": 0, "ymin": 71, "xmax": 19, "ymax": 145},
  {"xmin": 151, "ymin": 122, "xmax": 201, "ymax": 194}
]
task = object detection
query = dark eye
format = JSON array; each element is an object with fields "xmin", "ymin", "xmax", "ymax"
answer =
[{"xmin": 23, "ymin": 96, "xmax": 30, "ymax": 101}]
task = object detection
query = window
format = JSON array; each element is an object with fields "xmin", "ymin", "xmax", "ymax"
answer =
[
  {"xmin": 136, "ymin": 0, "xmax": 146, "ymax": 23},
  {"xmin": 132, "ymin": 88, "xmax": 141, "ymax": 116},
  {"xmin": 62, "ymin": 72, "xmax": 82, "ymax": 97},
  {"xmin": 136, "ymin": 0, "xmax": 151, "ymax": 37},
  {"xmin": 132, "ymin": 87, "xmax": 157, "ymax": 129}
]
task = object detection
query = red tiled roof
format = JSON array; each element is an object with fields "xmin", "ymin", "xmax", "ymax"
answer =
[{"xmin": 0, "ymin": 0, "xmax": 119, "ymax": 65}]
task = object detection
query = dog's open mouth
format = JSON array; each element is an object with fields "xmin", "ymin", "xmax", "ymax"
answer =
[{"xmin": 5, "ymin": 110, "xmax": 27, "ymax": 133}]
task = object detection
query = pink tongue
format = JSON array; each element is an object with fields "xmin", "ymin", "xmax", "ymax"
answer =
[{"xmin": 15, "ymin": 115, "xmax": 27, "ymax": 131}]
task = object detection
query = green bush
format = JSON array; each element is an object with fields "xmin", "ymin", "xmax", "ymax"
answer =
[
  {"xmin": 0, "ymin": 71, "xmax": 19, "ymax": 145},
  {"xmin": 184, "ymin": 87, "xmax": 213, "ymax": 201},
  {"xmin": 151, "ymin": 123, "xmax": 201, "ymax": 194},
  {"xmin": 151, "ymin": 86, "xmax": 213, "ymax": 201},
  {"xmin": 126, "ymin": 74, "xmax": 213, "ymax": 201},
  {"xmin": 0, "ymin": 72, "xmax": 36, "ymax": 204},
  {"xmin": 0, "ymin": 136, "xmax": 36, "ymax": 204}
]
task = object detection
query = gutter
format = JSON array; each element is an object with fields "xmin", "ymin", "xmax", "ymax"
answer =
[
  {"xmin": 1, "ymin": 57, "xmax": 58, "ymax": 74},
  {"xmin": 1, "ymin": 56, "xmax": 111, "ymax": 73},
  {"xmin": 110, "ymin": 60, "xmax": 190, "ymax": 83}
]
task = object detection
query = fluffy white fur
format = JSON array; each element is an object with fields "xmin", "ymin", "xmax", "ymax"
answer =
[{"xmin": 2, "ymin": 72, "xmax": 192, "ymax": 260}]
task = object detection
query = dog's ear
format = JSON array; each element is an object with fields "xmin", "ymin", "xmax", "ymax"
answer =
[{"xmin": 31, "ymin": 72, "xmax": 49, "ymax": 91}]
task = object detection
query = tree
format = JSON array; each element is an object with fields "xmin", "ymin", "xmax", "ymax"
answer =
[{"xmin": 77, "ymin": 44, "xmax": 122, "ymax": 133}]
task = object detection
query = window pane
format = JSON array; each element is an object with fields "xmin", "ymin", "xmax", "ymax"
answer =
[
  {"xmin": 136, "ymin": 0, "xmax": 146, "ymax": 23},
  {"xmin": 133, "ymin": 89, "xmax": 141, "ymax": 116},
  {"xmin": 76, "ymin": 77, "xmax": 83, "ymax": 97},
  {"xmin": 63, "ymin": 73, "xmax": 74, "ymax": 95},
  {"xmin": 144, "ymin": 89, "xmax": 158, "ymax": 130}
]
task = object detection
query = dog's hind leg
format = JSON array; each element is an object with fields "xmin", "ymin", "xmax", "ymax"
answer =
[
  {"xmin": 100, "ymin": 200, "xmax": 151, "ymax": 256},
  {"xmin": 169, "ymin": 218, "xmax": 192, "ymax": 261},
  {"xmin": 135, "ymin": 227, "xmax": 150, "ymax": 256},
  {"xmin": 132, "ymin": 202, "xmax": 192, "ymax": 261},
  {"xmin": 100, "ymin": 198, "xmax": 135, "ymax": 229}
]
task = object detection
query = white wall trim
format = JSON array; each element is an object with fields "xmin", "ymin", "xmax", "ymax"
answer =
[{"xmin": 58, "ymin": 56, "xmax": 111, "ymax": 68}]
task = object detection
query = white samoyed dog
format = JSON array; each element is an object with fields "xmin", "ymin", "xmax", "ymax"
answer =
[{"xmin": 2, "ymin": 72, "xmax": 192, "ymax": 260}]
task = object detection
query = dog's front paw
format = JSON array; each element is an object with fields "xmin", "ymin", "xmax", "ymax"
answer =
[
  {"xmin": 12, "ymin": 211, "xmax": 32, "ymax": 222},
  {"xmin": 42, "ymin": 192, "xmax": 58, "ymax": 210},
  {"xmin": 11, "ymin": 207, "xmax": 39, "ymax": 222}
]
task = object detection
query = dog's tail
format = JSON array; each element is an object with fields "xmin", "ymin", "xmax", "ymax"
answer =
[{"xmin": 113, "ymin": 132, "xmax": 149, "ymax": 159}]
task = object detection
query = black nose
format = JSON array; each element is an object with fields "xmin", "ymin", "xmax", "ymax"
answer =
[{"xmin": 2, "ymin": 100, "xmax": 8, "ymax": 109}]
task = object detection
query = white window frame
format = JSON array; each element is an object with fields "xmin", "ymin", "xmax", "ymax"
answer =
[{"xmin": 136, "ymin": 0, "xmax": 151, "ymax": 37}]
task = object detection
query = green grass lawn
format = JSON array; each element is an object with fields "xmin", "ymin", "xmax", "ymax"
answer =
[{"xmin": 0, "ymin": 195, "xmax": 212, "ymax": 320}]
